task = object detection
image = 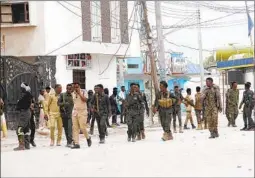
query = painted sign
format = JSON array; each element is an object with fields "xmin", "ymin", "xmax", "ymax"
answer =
[
  {"xmin": 169, "ymin": 52, "xmax": 187, "ymax": 74},
  {"xmin": 66, "ymin": 53, "xmax": 92, "ymax": 70},
  {"xmin": 217, "ymin": 57, "xmax": 254, "ymax": 70}
]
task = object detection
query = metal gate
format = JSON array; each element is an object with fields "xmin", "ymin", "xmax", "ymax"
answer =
[{"xmin": 0, "ymin": 56, "xmax": 56, "ymax": 130}]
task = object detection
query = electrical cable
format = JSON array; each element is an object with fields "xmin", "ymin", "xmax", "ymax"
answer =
[{"xmin": 98, "ymin": 2, "xmax": 138, "ymax": 76}]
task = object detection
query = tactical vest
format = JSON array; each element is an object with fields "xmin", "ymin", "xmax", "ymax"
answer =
[{"xmin": 158, "ymin": 92, "xmax": 173, "ymax": 108}]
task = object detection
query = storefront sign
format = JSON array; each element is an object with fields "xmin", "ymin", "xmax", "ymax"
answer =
[
  {"xmin": 66, "ymin": 53, "xmax": 92, "ymax": 70},
  {"xmin": 217, "ymin": 57, "xmax": 254, "ymax": 70}
]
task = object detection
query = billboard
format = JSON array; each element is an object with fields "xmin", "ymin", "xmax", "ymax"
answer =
[{"xmin": 169, "ymin": 52, "xmax": 187, "ymax": 74}]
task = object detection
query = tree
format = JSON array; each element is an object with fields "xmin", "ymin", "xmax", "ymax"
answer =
[{"xmin": 203, "ymin": 55, "xmax": 216, "ymax": 68}]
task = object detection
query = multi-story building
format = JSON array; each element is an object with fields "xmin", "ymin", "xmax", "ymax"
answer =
[{"xmin": 1, "ymin": 1, "xmax": 139, "ymax": 92}]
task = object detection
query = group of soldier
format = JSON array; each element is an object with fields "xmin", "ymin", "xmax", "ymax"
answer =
[{"xmin": 1, "ymin": 76, "xmax": 254, "ymax": 151}]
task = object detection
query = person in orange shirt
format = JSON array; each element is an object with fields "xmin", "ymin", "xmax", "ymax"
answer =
[
  {"xmin": 71, "ymin": 82, "xmax": 92, "ymax": 149},
  {"xmin": 44, "ymin": 84, "xmax": 63, "ymax": 146}
]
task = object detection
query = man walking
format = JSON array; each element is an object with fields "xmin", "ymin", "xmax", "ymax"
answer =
[
  {"xmin": 87, "ymin": 90, "xmax": 94, "ymax": 126},
  {"xmin": 71, "ymin": 82, "xmax": 92, "ymax": 149},
  {"xmin": 194, "ymin": 86, "xmax": 203, "ymax": 130},
  {"xmin": 183, "ymin": 88, "xmax": 196, "ymax": 129},
  {"xmin": 89, "ymin": 85, "xmax": 99, "ymax": 135},
  {"xmin": 14, "ymin": 83, "xmax": 33, "ymax": 151},
  {"xmin": 58, "ymin": 84, "xmax": 74, "ymax": 147},
  {"xmin": 109, "ymin": 88, "xmax": 119, "ymax": 126},
  {"xmin": 44, "ymin": 84, "xmax": 63, "ymax": 146},
  {"xmin": 226, "ymin": 81, "xmax": 239, "ymax": 127},
  {"xmin": 202, "ymin": 77, "xmax": 222, "ymax": 139},
  {"xmin": 239, "ymin": 82, "xmax": 255, "ymax": 131},
  {"xmin": 136, "ymin": 84, "xmax": 149, "ymax": 140},
  {"xmin": 125, "ymin": 83, "xmax": 143, "ymax": 142},
  {"xmin": 153, "ymin": 81, "xmax": 175, "ymax": 141},
  {"xmin": 91, "ymin": 84, "xmax": 111, "ymax": 144},
  {"xmin": 29, "ymin": 98, "xmax": 36, "ymax": 147},
  {"xmin": 119, "ymin": 86, "xmax": 126, "ymax": 124},
  {"xmin": 173, "ymin": 86, "xmax": 184, "ymax": 133}
]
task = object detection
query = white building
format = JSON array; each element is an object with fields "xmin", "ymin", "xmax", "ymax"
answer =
[{"xmin": 0, "ymin": 1, "xmax": 140, "ymax": 92}]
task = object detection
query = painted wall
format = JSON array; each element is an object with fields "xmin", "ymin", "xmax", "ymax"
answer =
[
  {"xmin": 167, "ymin": 78, "xmax": 188, "ymax": 91},
  {"xmin": 125, "ymin": 57, "xmax": 143, "ymax": 74},
  {"xmin": 124, "ymin": 79, "xmax": 144, "ymax": 92}
]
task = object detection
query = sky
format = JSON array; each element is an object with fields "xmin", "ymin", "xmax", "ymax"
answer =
[{"xmin": 128, "ymin": 1, "xmax": 255, "ymax": 64}]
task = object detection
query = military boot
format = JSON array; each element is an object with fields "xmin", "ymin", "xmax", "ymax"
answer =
[
  {"xmin": 174, "ymin": 127, "xmax": 177, "ymax": 133},
  {"xmin": 240, "ymin": 125, "xmax": 247, "ymax": 131},
  {"xmin": 209, "ymin": 132, "xmax": 215, "ymax": 139},
  {"xmin": 192, "ymin": 124, "xmax": 196, "ymax": 129},
  {"xmin": 136, "ymin": 132, "xmax": 141, "ymax": 140},
  {"xmin": 184, "ymin": 125, "xmax": 190, "ymax": 130},
  {"xmin": 141, "ymin": 130, "xmax": 145, "ymax": 139},
  {"xmin": 127, "ymin": 131, "xmax": 131, "ymax": 142},
  {"xmin": 99, "ymin": 137, "xmax": 105, "ymax": 144},
  {"xmin": 161, "ymin": 132, "xmax": 168, "ymax": 141},
  {"xmin": 13, "ymin": 135, "xmax": 25, "ymax": 151},
  {"xmin": 214, "ymin": 131, "xmax": 219, "ymax": 138},
  {"xmin": 30, "ymin": 140, "xmax": 36, "ymax": 147},
  {"xmin": 196, "ymin": 124, "xmax": 202, "ymax": 130},
  {"xmin": 168, "ymin": 132, "xmax": 173, "ymax": 140},
  {"xmin": 24, "ymin": 135, "xmax": 30, "ymax": 150},
  {"xmin": 179, "ymin": 127, "xmax": 183, "ymax": 133},
  {"xmin": 132, "ymin": 135, "xmax": 136, "ymax": 142},
  {"xmin": 87, "ymin": 137, "xmax": 92, "ymax": 147}
]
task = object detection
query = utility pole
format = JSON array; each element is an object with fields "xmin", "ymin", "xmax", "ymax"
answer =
[
  {"xmin": 119, "ymin": 58, "xmax": 125, "ymax": 87},
  {"xmin": 155, "ymin": 1, "xmax": 167, "ymax": 81},
  {"xmin": 141, "ymin": 1, "xmax": 159, "ymax": 94},
  {"xmin": 197, "ymin": 5, "xmax": 204, "ymax": 88}
]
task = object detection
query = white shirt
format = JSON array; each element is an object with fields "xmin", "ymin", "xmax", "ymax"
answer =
[{"xmin": 118, "ymin": 91, "xmax": 126, "ymax": 105}]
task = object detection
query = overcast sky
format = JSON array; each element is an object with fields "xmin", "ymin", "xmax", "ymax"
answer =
[{"xmin": 128, "ymin": 1, "xmax": 254, "ymax": 64}]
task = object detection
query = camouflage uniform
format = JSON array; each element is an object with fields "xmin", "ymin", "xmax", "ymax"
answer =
[
  {"xmin": 239, "ymin": 89, "xmax": 255, "ymax": 130},
  {"xmin": 202, "ymin": 84, "xmax": 222, "ymax": 138},
  {"xmin": 173, "ymin": 91, "xmax": 184, "ymax": 133},
  {"xmin": 226, "ymin": 88, "xmax": 239, "ymax": 127},
  {"xmin": 195, "ymin": 92, "xmax": 203, "ymax": 130},
  {"xmin": 125, "ymin": 92, "xmax": 143, "ymax": 142},
  {"xmin": 137, "ymin": 92, "xmax": 149, "ymax": 140},
  {"xmin": 154, "ymin": 91, "xmax": 175, "ymax": 141}
]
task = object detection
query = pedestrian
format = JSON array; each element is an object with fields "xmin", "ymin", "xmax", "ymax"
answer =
[
  {"xmin": 109, "ymin": 88, "xmax": 119, "ymax": 127},
  {"xmin": 38, "ymin": 89, "xmax": 46, "ymax": 129},
  {"xmin": 14, "ymin": 83, "xmax": 33, "ymax": 151},
  {"xmin": 135, "ymin": 83, "xmax": 149, "ymax": 140},
  {"xmin": 172, "ymin": 86, "xmax": 184, "ymax": 133},
  {"xmin": 29, "ymin": 98, "xmax": 36, "ymax": 147},
  {"xmin": 0, "ymin": 97, "xmax": 7, "ymax": 139},
  {"xmin": 194, "ymin": 86, "xmax": 203, "ymax": 130},
  {"xmin": 58, "ymin": 84, "xmax": 74, "ymax": 147},
  {"xmin": 239, "ymin": 82, "xmax": 255, "ymax": 131},
  {"xmin": 118, "ymin": 86, "xmax": 127, "ymax": 124},
  {"xmin": 226, "ymin": 81, "xmax": 239, "ymax": 127},
  {"xmin": 71, "ymin": 82, "xmax": 92, "ymax": 149},
  {"xmin": 202, "ymin": 77, "xmax": 222, "ymax": 139},
  {"xmin": 44, "ymin": 84, "xmax": 63, "ymax": 146},
  {"xmin": 91, "ymin": 84, "xmax": 111, "ymax": 144},
  {"xmin": 183, "ymin": 88, "xmax": 196, "ymax": 129},
  {"xmin": 87, "ymin": 90, "xmax": 94, "ymax": 126},
  {"xmin": 153, "ymin": 81, "xmax": 175, "ymax": 141},
  {"xmin": 104, "ymin": 88, "xmax": 113, "ymax": 128},
  {"xmin": 44, "ymin": 86, "xmax": 51, "ymax": 128},
  {"xmin": 89, "ymin": 85, "xmax": 99, "ymax": 135},
  {"xmin": 125, "ymin": 83, "xmax": 143, "ymax": 142}
]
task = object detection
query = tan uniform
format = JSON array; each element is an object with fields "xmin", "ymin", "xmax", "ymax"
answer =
[
  {"xmin": 72, "ymin": 90, "xmax": 90, "ymax": 145},
  {"xmin": 195, "ymin": 92, "xmax": 204, "ymax": 129},
  {"xmin": 45, "ymin": 93, "xmax": 63, "ymax": 143},
  {"xmin": 184, "ymin": 95, "xmax": 194, "ymax": 126}
]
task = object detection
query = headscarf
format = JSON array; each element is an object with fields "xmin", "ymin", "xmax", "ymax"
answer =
[{"xmin": 21, "ymin": 82, "xmax": 31, "ymax": 92}]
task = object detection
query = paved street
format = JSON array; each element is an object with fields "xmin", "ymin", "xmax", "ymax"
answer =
[{"xmin": 1, "ymin": 115, "xmax": 254, "ymax": 177}]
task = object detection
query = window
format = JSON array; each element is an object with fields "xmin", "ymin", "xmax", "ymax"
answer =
[
  {"xmin": 127, "ymin": 64, "xmax": 139, "ymax": 69},
  {"xmin": 73, "ymin": 70, "xmax": 86, "ymax": 89},
  {"xmin": 1, "ymin": 2, "xmax": 29, "ymax": 24}
]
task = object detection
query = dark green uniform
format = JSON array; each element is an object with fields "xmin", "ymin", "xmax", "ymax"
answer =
[
  {"xmin": 173, "ymin": 91, "xmax": 184, "ymax": 131},
  {"xmin": 154, "ymin": 91, "xmax": 176, "ymax": 136},
  {"xmin": 137, "ymin": 92, "xmax": 149, "ymax": 138},
  {"xmin": 240, "ymin": 89, "xmax": 255, "ymax": 130},
  {"xmin": 58, "ymin": 92, "xmax": 74, "ymax": 145},
  {"xmin": 125, "ymin": 92, "xmax": 143, "ymax": 141}
]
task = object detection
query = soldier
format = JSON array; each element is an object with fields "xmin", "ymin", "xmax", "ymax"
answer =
[
  {"xmin": 89, "ymin": 85, "xmax": 99, "ymax": 135},
  {"xmin": 226, "ymin": 82, "xmax": 233, "ymax": 126},
  {"xmin": 183, "ymin": 88, "xmax": 196, "ymax": 129},
  {"xmin": 135, "ymin": 83, "xmax": 149, "ymax": 140},
  {"xmin": 29, "ymin": 98, "xmax": 36, "ymax": 147},
  {"xmin": 239, "ymin": 82, "xmax": 255, "ymax": 131},
  {"xmin": 86, "ymin": 90, "xmax": 94, "ymax": 126},
  {"xmin": 153, "ymin": 81, "xmax": 175, "ymax": 141},
  {"xmin": 118, "ymin": 86, "xmax": 127, "ymax": 124},
  {"xmin": 44, "ymin": 84, "xmax": 63, "ymax": 146},
  {"xmin": 14, "ymin": 83, "xmax": 33, "ymax": 151},
  {"xmin": 58, "ymin": 84, "xmax": 74, "ymax": 147},
  {"xmin": 71, "ymin": 82, "xmax": 92, "ymax": 149},
  {"xmin": 125, "ymin": 83, "xmax": 143, "ymax": 142},
  {"xmin": 226, "ymin": 81, "xmax": 239, "ymax": 127},
  {"xmin": 194, "ymin": 86, "xmax": 203, "ymax": 130},
  {"xmin": 202, "ymin": 77, "xmax": 222, "ymax": 139},
  {"xmin": 173, "ymin": 86, "xmax": 184, "ymax": 133},
  {"xmin": 104, "ymin": 88, "xmax": 112, "ymax": 129},
  {"xmin": 109, "ymin": 88, "xmax": 119, "ymax": 127},
  {"xmin": 91, "ymin": 84, "xmax": 111, "ymax": 144}
]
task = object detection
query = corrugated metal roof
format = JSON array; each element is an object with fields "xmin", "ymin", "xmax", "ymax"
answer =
[{"xmin": 186, "ymin": 60, "xmax": 210, "ymax": 74}]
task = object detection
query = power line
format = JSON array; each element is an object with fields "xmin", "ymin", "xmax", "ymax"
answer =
[{"xmin": 99, "ymin": 2, "xmax": 138, "ymax": 76}]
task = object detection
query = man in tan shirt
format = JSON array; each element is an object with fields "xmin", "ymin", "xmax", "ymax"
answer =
[
  {"xmin": 44, "ymin": 84, "xmax": 63, "ymax": 146},
  {"xmin": 71, "ymin": 82, "xmax": 92, "ymax": 149}
]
